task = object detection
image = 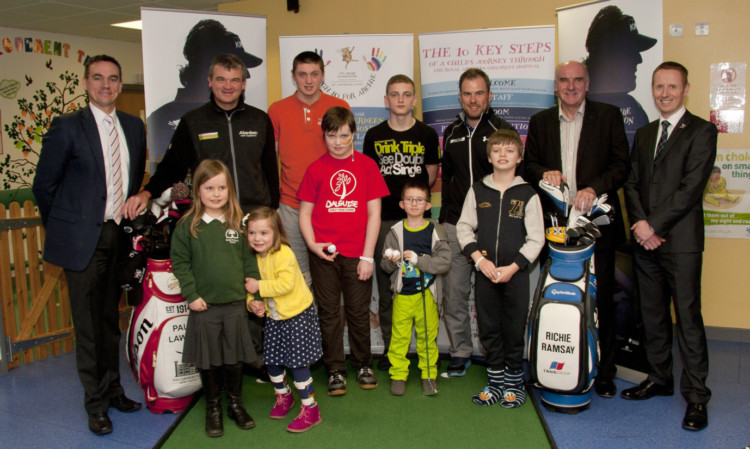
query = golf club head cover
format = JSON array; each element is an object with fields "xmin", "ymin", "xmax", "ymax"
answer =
[{"xmin": 539, "ymin": 179, "xmax": 570, "ymax": 216}]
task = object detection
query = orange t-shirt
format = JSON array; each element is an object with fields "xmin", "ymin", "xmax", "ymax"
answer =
[{"xmin": 269, "ymin": 92, "xmax": 350, "ymax": 208}]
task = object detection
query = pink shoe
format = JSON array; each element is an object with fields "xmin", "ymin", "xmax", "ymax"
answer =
[
  {"xmin": 270, "ymin": 392, "xmax": 294, "ymax": 419},
  {"xmin": 286, "ymin": 403, "xmax": 322, "ymax": 433}
]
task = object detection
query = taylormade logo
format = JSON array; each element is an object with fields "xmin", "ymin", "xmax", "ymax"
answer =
[{"xmin": 550, "ymin": 289, "xmax": 575, "ymax": 296}]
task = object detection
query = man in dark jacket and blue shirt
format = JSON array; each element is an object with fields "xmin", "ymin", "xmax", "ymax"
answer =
[
  {"xmin": 439, "ymin": 68, "xmax": 517, "ymax": 377},
  {"xmin": 124, "ymin": 53, "xmax": 279, "ymax": 218}
]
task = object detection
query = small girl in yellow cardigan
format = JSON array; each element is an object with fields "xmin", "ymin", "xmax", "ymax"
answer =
[{"xmin": 244, "ymin": 207, "xmax": 323, "ymax": 433}]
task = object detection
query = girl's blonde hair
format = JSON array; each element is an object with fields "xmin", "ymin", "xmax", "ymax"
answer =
[
  {"xmin": 181, "ymin": 159, "xmax": 244, "ymax": 237},
  {"xmin": 244, "ymin": 206, "xmax": 290, "ymax": 254}
]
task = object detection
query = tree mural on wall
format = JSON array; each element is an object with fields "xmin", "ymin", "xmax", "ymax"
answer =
[{"xmin": 1, "ymin": 69, "xmax": 86, "ymax": 189}]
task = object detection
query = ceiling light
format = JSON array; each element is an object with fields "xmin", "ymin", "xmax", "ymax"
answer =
[{"xmin": 111, "ymin": 20, "xmax": 142, "ymax": 30}]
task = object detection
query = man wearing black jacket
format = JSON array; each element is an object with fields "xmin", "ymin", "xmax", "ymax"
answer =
[
  {"xmin": 523, "ymin": 61, "xmax": 629, "ymax": 398},
  {"xmin": 439, "ymin": 68, "xmax": 517, "ymax": 377},
  {"xmin": 124, "ymin": 53, "xmax": 278, "ymax": 218}
]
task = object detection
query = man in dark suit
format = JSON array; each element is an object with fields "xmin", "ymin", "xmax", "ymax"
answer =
[
  {"xmin": 32, "ymin": 55, "xmax": 145, "ymax": 435},
  {"xmin": 622, "ymin": 61, "xmax": 715, "ymax": 431},
  {"xmin": 523, "ymin": 60, "xmax": 630, "ymax": 398}
]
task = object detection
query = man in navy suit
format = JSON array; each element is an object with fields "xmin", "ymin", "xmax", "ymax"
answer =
[
  {"xmin": 623, "ymin": 61, "xmax": 715, "ymax": 431},
  {"xmin": 33, "ymin": 55, "xmax": 145, "ymax": 435},
  {"xmin": 523, "ymin": 60, "xmax": 630, "ymax": 398}
]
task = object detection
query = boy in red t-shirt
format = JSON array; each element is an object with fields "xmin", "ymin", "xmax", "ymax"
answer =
[{"xmin": 298, "ymin": 106, "xmax": 389, "ymax": 396}]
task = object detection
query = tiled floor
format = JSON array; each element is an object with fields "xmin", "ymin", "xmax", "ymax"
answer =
[{"xmin": 1, "ymin": 338, "xmax": 748, "ymax": 448}]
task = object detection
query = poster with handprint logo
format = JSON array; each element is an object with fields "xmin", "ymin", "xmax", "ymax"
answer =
[
  {"xmin": 279, "ymin": 34, "xmax": 413, "ymax": 151},
  {"xmin": 363, "ymin": 48, "xmax": 387, "ymax": 71}
]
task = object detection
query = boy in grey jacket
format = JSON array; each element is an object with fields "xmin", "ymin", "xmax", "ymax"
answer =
[{"xmin": 381, "ymin": 180, "xmax": 451, "ymax": 396}]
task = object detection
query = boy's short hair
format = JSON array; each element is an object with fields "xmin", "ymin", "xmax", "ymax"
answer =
[
  {"xmin": 486, "ymin": 129, "xmax": 523, "ymax": 158},
  {"xmin": 386, "ymin": 74, "xmax": 415, "ymax": 94},
  {"xmin": 292, "ymin": 51, "xmax": 325, "ymax": 73},
  {"xmin": 711, "ymin": 166, "xmax": 721, "ymax": 175},
  {"xmin": 401, "ymin": 179, "xmax": 431, "ymax": 201},
  {"xmin": 321, "ymin": 106, "xmax": 355, "ymax": 134}
]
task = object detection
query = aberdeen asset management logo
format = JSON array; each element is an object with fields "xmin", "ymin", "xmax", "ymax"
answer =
[{"xmin": 326, "ymin": 170, "xmax": 358, "ymax": 212}]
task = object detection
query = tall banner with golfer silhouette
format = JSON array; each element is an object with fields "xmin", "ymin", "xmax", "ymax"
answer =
[{"xmin": 142, "ymin": 8, "xmax": 267, "ymax": 169}]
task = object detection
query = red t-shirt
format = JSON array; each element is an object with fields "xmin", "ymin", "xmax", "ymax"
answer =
[
  {"xmin": 297, "ymin": 152, "xmax": 389, "ymax": 258},
  {"xmin": 268, "ymin": 93, "xmax": 350, "ymax": 208}
]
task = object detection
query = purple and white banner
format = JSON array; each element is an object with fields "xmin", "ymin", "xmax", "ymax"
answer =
[{"xmin": 279, "ymin": 34, "xmax": 413, "ymax": 151}]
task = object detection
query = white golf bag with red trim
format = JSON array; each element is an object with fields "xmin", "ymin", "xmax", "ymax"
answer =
[{"xmin": 126, "ymin": 258, "xmax": 201, "ymax": 413}]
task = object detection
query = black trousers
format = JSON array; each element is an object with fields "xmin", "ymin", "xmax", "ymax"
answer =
[
  {"xmin": 633, "ymin": 250, "xmax": 711, "ymax": 404},
  {"xmin": 474, "ymin": 270, "xmax": 529, "ymax": 371},
  {"xmin": 64, "ymin": 221, "xmax": 125, "ymax": 414},
  {"xmin": 594, "ymin": 247, "xmax": 617, "ymax": 379}
]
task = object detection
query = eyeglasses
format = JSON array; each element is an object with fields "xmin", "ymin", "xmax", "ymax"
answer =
[{"xmin": 403, "ymin": 197, "xmax": 427, "ymax": 204}]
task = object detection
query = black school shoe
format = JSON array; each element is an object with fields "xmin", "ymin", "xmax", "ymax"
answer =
[
  {"xmin": 682, "ymin": 402, "xmax": 708, "ymax": 431},
  {"xmin": 88, "ymin": 412, "xmax": 112, "ymax": 435}
]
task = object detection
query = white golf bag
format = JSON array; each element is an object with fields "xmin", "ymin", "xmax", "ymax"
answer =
[{"xmin": 126, "ymin": 258, "xmax": 201, "ymax": 413}]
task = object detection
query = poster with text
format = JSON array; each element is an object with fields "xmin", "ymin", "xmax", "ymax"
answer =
[
  {"xmin": 704, "ymin": 149, "xmax": 750, "ymax": 238},
  {"xmin": 710, "ymin": 62, "xmax": 746, "ymax": 134},
  {"xmin": 278, "ymin": 34, "xmax": 413, "ymax": 152},
  {"xmin": 558, "ymin": 0, "xmax": 663, "ymax": 148},
  {"xmin": 419, "ymin": 26, "xmax": 556, "ymax": 145},
  {"xmin": 142, "ymin": 9, "xmax": 267, "ymax": 169}
]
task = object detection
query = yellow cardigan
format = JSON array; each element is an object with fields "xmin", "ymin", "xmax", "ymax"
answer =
[{"xmin": 256, "ymin": 244, "xmax": 313, "ymax": 320}]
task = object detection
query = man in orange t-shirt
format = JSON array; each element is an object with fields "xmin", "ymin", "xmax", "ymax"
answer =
[{"xmin": 269, "ymin": 51, "xmax": 350, "ymax": 284}]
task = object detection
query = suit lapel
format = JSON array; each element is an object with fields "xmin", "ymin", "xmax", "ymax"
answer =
[
  {"xmin": 575, "ymin": 101, "xmax": 596, "ymax": 170},
  {"xmin": 551, "ymin": 112, "xmax": 563, "ymax": 169},
  {"xmin": 654, "ymin": 111, "xmax": 692, "ymax": 166},
  {"xmin": 642, "ymin": 121, "xmax": 658, "ymax": 181},
  {"xmin": 81, "ymin": 107, "xmax": 106, "ymax": 181}
]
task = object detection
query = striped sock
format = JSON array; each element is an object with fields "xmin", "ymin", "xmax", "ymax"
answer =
[
  {"xmin": 472, "ymin": 368, "xmax": 505, "ymax": 406},
  {"xmin": 501, "ymin": 369, "xmax": 526, "ymax": 408}
]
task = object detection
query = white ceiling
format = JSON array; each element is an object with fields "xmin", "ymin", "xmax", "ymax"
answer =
[{"xmin": 0, "ymin": 0, "xmax": 232, "ymax": 43}]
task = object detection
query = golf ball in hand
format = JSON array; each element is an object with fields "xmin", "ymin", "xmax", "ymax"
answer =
[
  {"xmin": 327, "ymin": 244, "xmax": 336, "ymax": 254},
  {"xmin": 384, "ymin": 248, "xmax": 393, "ymax": 257}
]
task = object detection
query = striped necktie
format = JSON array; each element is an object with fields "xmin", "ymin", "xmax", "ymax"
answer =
[
  {"xmin": 655, "ymin": 120, "xmax": 670, "ymax": 158},
  {"xmin": 104, "ymin": 115, "xmax": 123, "ymax": 224}
]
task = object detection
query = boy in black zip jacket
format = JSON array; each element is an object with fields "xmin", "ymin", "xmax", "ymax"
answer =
[{"xmin": 456, "ymin": 129, "xmax": 544, "ymax": 408}]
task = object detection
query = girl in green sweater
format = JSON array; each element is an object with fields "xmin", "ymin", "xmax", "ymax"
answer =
[{"xmin": 171, "ymin": 159, "xmax": 260, "ymax": 437}]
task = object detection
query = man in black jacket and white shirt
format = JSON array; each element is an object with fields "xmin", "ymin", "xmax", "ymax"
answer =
[{"xmin": 439, "ymin": 68, "xmax": 517, "ymax": 377}]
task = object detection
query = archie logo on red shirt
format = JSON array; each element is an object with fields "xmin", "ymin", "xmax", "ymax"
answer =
[{"xmin": 326, "ymin": 169, "xmax": 359, "ymax": 212}]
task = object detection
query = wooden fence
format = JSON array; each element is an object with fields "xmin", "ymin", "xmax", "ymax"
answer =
[{"xmin": 0, "ymin": 200, "xmax": 74, "ymax": 369}]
